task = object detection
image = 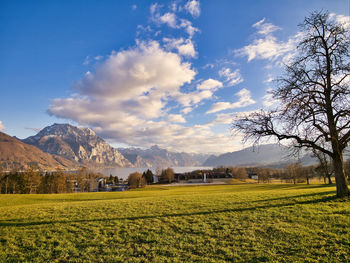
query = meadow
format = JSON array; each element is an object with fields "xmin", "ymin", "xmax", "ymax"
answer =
[{"xmin": 0, "ymin": 184, "xmax": 349, "ymax": 262}]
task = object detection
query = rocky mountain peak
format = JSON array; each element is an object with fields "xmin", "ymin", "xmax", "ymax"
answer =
[
  {"xmin": 150, "ymin": 145, "xmax": 160, "ymax": 150},
  {"xmin": 37, "ymin": 123, "xmax": 96, "ymax": 139},
  {"xmin": 23, "ymin": 123, "xmax": 132, "ymax": 168}
]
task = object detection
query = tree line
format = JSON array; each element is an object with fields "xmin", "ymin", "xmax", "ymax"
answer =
[
  {"xmin": 173, "ymin": 159, "xmax": 350, "ymax": 184},
  {"xmin": 225, "ymin": 158, "xmax": 350, "ymax": 184},
  {"xmin": 0, "ymin": 167, "xmax": 103, "ymax": 194},
  {"xmin": 128, "ymin": 168, "xmax": 175, "ymax": 189}
]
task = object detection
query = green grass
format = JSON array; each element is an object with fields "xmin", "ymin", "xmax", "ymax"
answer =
[{"xmin": 0, "ymin": 184, "xmax": 349, "ymax": 262}]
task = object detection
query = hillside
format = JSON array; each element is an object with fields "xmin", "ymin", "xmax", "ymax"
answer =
[
  {"xmin": 0, "ymin": 131, "xmax": 75, "ymax": 170},
  {"xmin": 23, "ymin": 123, "xmax": 132, "ymax": 168},
  {"xmin": 203, "ymin": 144, "xmax": 317, "ymax": 167}
]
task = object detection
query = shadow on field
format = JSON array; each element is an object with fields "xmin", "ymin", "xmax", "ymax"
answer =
[
  {"xmin": 292, "ymin": 184, "xmax": 335, "ymax": 189},
  {"xmin": 0, "ymin": 191, "xmax": 337, "ymax": 227},
  {"xmin": 248, "ymin": 190, "xmax": 335, "ymax": 204},
  {"xmin": 251, "ymin": 184, "xmax": 335, "ymax": 191}
]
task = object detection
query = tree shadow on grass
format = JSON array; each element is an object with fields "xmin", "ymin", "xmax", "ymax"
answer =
[
  {"xmin": 248, "ymin": 190, "xmax": 335, "ymax": 204},
  {"xmin": 293, "ymin": 184, "xmax": 335, "ymax": 189},
  {"xmin": 0, "ymin": 192, "xmax": 337, "ymax": 227},
  {"xmin": 255, "ymin": 184, "xmax": 334, "ymax": 190}
]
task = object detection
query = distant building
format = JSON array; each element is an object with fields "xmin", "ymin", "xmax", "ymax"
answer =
[
  {"xmin": 153, "ymin": 175, "xmax": 159, "ymax": 183},
  {"xmin": 94, "ymin": 178, "xmax": 129, "ymax": 191},
  {"xmin": 248, "ymin": 173, "xmax": 259, "ymax": 180}
]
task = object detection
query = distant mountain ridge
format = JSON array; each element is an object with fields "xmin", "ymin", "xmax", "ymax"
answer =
[
  {"xmin": 118, "ymin": 145, "xmax": 208, "ymax": 168},
  {"xmin": 203, "ymin": 144, "xmax": 317, "ymax": 168},
  {"xmin": 19, "ymin": 123, "xmax": 319, "ymax": 170},
  {"xmin": 23, "ymin": 123, "xmax": 132, "ymax": 168},
  {"xmin": 0, "ymin": 131, "xmax": 75, "ymax": 170}
]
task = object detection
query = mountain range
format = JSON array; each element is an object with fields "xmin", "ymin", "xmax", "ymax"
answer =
[
  {"xmin": 118, "ymin": 145, "xmax": 208, "ymax": 168},
  {"xmin": 0, "ymin": 123, "xmax": 320, "ymax": 171},
  {"xmin": 203, "ymin": 144, "xmax": 317, "ymax": 168}
]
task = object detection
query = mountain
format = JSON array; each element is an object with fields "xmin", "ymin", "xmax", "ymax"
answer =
[
  {"xmin": 189, "ymin": 153, "xmax": 212, "ymax": 164},
  {"xmin": 202, "ymin": 144, "xmax": 317, "ymax": 167},
  {"xmin": 23, "ymin": 123, "xmax": 132, "ymax": 168},
  {"xmin": 0, "ymin": 131, "xmax": 75, "ymax": 170},
  {"xmin": 118, "ymin": 145, "xmax": 205, "ymax": 167}
]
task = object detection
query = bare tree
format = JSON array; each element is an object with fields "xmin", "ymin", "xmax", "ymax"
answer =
[
  {"xmin": 285, "ymin": 163, "xmax": 304, "ymax": 184},
  {"xmin": 233, "ymin": 11, "xmax": 350, "ymax": 197},
  {"xmin": 313, "ymin": 148, "xmax": 333, "ymax": 184}
]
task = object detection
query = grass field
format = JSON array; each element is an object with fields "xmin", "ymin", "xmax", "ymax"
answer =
[{"xmin": 0, "ymin": 184, "xmax": 349, "ymax": 262}]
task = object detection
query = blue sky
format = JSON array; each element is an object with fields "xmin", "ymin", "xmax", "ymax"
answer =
[{"xmin": 0, "ymin": 0, "xmax": 349, "ymax": 153}]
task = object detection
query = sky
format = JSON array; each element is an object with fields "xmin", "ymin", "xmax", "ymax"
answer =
[{"xmin": 0, "ymin": 0, "xmax": 349, "ymax": 153}]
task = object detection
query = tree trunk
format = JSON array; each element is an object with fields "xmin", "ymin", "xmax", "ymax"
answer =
[
  {"xmin": 5, "ymin": 176, "xmax": 8, "ymax": 194},
  {"xmin": 332, "ymin": 154, "xmax": 349, "ymax": 197},
  {"xmin": 327, "ymin": 173, "xmax": 332, "ymax": 185}
]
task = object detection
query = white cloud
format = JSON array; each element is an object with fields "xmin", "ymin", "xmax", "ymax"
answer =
[
  {"xmin": 203, "ymin": 63, "xmax": 214, "ymax": 69},
  {"xmin": 208, "ymin": 112, "xmax": 234, "ymax": 125},
  {"xmin": 150, "ymin": 3, "xmax": 161, "ymax": 15},
  {"xmin": 50, "ymin": 40, "xmax": 196, "ymax": 124},
  {"xmin": 132, "ymin": 4, "xmax": 137, "ymax": 10},
  {"xmin": 235, "ymin": 35, "xmax": 294, "ymax": 62},
  {"xmin": 150, "ymin": 3, "xmax": 178, "ymax": 28},
  {"xmin": 179, "ymin": 19, "xmax": 200, "ymax": 38},
  {"xmin": 159, "ymin": 12, "xmax": 177, "ymax": 28},
  {"xmin": 181, "ymin": 107, "xmax": 193, "ymax": 114},
  {"xmin": 163, "ymin": 37, "xmax": 197, "ymax": 57},
  {"xmin": 171, "ymin": 2, "xmax": 177, "ymax": 12},
  {"xmin": 0, "ymin": 121, "xmax": 5, "ymax": 132},
  {"xmin": 264, "ymin": 74, "xmax": 274, "ymax": 83},
  {"xmin": 330, "ymin": 13, "xmax": 350, "ymax": 29},
  {"xmin": 207, "ymin": 102, "xmax": 233, "ymax": 114},
  {"xmin": 150, "ymin": 4, "xmax": 200, "ymax": 40},
  {"xmin": 176, "ymin": 78, "xmax": 223, "ymax": 107},
  {"xmin": 235, "ymin": 18, "xmax": 296, "ymax": 62},
  {"xmin": 253, "ymin": 18, "xmax": 281, "ymax": 35},
  {"xmin": 177, "ymin": 89, "xmax": 214, "ymax": 107},
  {"xmin": 184, "ymin": 0, "xmax": 200, "ymax": 18},
  {"xmin": 237, "ymin": 13, "xmax": 350, "ymax": 65},
  {"xmin": 83, "ymin": 55, "xmax": 104, "ymax": 65},
  {"xmin": 168, "ymin": 114, "xmax": 186, "ymax": 123},
  {"xmin": 83, "ymin": 56, "xmax": 91, "ymax": 65},
  {"xmin": 94, "ymin": 55, "xmax": 103, "ymax": 61},
  {"xmin": 218, "ymin": 68, "xmax": 243, "ymax": 86},
  {"xmin": 231, "ymin": 110, "xmax": 258, "ymax": 121},
  {"xmin": 197, "ymin": 78, "xmax": 223, "ymax": 90},
  {"xmin": 262, "ymin": 88, "xmax": 279, "ymax": 108},
  {"xmin": 74, "ymin": 41, "xmax": 195, "ymax": 99},
  {"xmin": 206, "ymin": 88, "xmax": 256, "ymax": 114},
  {"xmin": 50, "ymin": 100, "xmax": 240, "ymax": 152}
]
